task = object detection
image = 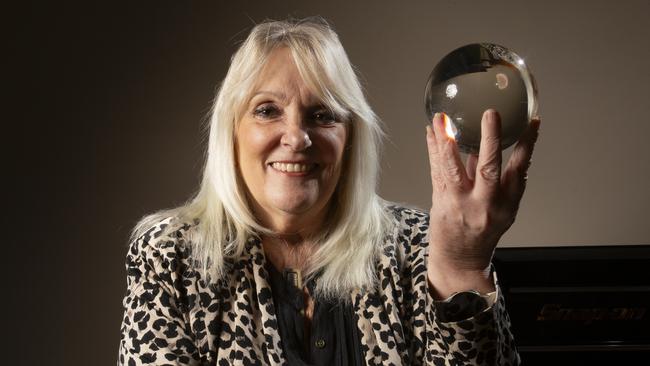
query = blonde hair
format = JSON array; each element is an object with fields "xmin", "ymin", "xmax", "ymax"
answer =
[{"xmin": 130, "ymin": 16, "xmax": 393, "ymax": 300}]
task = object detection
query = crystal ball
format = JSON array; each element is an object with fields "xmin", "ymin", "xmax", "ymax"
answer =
[{"xmin": 424, "ymin": 43, "xmax": 538, "ymax": 154}]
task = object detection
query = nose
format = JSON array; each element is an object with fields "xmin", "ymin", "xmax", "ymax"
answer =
[{"xmin": 281, "ymin": 119, "xmax": 312, "ymax": 151}]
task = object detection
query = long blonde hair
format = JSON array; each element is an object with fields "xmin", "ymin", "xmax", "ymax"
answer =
[{"xmin": 130, "ymin": 17, "xmax": 393, "ymax": 300}]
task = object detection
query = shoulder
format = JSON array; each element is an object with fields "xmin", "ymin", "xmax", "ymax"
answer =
[
  {"xmin": 126, "ymin": 215, "xmax": 199, "ymax": 273},
  {"xmin": 385, "ymin": 203, "xmax": 429, "ymax": 226},
  {"xmin": 385, "ymin": 203, "xmax": 429, "ymax": 242},
  {"xmin": 382, "ymin": 203, "xmax": 430, "ymax": 265}
]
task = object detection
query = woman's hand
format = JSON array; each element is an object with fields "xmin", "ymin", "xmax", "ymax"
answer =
[{"xmin": 425, "ymin": 109, "xmax": 540, "ymax": 299}]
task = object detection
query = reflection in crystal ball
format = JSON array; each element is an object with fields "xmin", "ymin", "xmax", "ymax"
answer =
[{"xmin": 424, "ymin": 43, "xmax": 538, "ymax": 154}]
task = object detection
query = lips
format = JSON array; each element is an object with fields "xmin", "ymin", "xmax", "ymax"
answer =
[{"xmin": 269, "ymin": 162, "xmax": 317, "ymax": 173}]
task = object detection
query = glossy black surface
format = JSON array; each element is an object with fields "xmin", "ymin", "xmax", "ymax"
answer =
[{"xmin": 493, "ymin": 245, "xmax": 650, "ymax": 364}]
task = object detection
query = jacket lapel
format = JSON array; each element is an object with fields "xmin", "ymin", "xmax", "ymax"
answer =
[
  {"xmin": 352, "ymin": 247, "xmax": 405, "ymax": 366},
  {"xmin": 247, "ymin": 237, "xmax": 285, "ymax": 365}
]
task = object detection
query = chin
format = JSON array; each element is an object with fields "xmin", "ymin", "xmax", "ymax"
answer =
[
  {"xmin": 273, "ymin": 199, "xmax": 318, "ymax": 215},
  {"xmin": 269, "ymin": 192, "xmax": 327, "ymax": 219}
]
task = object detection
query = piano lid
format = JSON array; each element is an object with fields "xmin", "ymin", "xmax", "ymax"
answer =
[{"xmin": 493, "ymin": 245, "xmax": 650, "ymax": 352}]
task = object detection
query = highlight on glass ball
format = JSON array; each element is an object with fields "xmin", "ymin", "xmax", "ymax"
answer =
[{"xmin": 424, "ymin": 43, "xmax": 539, "ymax": 154}]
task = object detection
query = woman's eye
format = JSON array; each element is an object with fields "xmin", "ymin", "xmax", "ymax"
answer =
[
  {"xmin": 253, "ymin": 104, "xmax": 280, "ymax": 119},
  {"xmin": 313, "ymin": 110, "xmax": 337, "ymax": 124}
]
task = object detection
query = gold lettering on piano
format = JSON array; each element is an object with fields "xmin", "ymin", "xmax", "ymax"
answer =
[{"xmin": 537, "ymin": 304, "xmax": 646, "ymax": 325}]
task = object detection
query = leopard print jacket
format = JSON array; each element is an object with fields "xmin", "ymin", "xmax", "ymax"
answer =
[{"xmin": 118, "ymin": 205, "xmax": 520, "ymax": 365}]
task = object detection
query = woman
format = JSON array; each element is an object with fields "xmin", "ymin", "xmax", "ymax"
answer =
[{"xmin": 118, "ymin": 17, "xmax": 539, "ymax": 365}]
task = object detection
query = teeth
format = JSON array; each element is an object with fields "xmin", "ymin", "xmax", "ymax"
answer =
[{"xmin": 271, "ymin": 162, "xmax": 314, "ymax": 173}]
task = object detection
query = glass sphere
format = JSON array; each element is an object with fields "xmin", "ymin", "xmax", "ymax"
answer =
[{"xmin": 424, "ymin": 43, "xmax": 538, "ymax": 153}]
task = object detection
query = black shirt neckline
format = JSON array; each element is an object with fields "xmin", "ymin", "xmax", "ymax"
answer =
[{"xmin": 264, "ymin": 261, "xmax": 364, "ymax": 366}]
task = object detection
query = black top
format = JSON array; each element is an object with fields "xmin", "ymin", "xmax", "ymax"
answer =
[{"xmin": 266, "ymin": 262, "xmax": 364, "ymax": 366}]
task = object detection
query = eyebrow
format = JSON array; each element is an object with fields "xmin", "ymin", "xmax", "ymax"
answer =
[
  {"xmin": 251, "ymin": 90, "xmax": 287, "ymax": 100},
  {"xmin": 249, "ymin": 90, "xmax": 332, "ymax": 111}
]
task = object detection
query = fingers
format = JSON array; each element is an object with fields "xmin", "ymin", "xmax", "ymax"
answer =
[
  {"xmin": 431, "ymin": 113, "xmax": 471, "ymax": 191},
  {"xmin": 425, "ymin": 123, "xmax": 445, "ymax": 193},
  {"xmin": 475, "ymin": 110, "xmax": 503, "ymax": 199},
  {"xmin": 502, "ymin": 117, "xmax": 541, "ymax": 203},
  {"xmin": 466, "ymin": 154, "xmax": 478, "ymax": 181}
]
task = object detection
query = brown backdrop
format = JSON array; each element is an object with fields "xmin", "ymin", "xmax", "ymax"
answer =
[{"xmin": 10, "ymin": 1, "xmax": 649, "ymax": 364}]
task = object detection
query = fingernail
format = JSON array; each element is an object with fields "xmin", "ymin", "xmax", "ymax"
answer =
[
  {"xmin": 531, "ymin": 118, "xmax": 541, "ymax": 131},
  {"xmin": 434, "ymin": 112, "xmax": 447, "ymax": 128}
]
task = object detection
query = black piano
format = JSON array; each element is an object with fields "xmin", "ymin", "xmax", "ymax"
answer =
[{"xmin": 493, "ymin": 245, "xmax": 650, "ymax": 365}]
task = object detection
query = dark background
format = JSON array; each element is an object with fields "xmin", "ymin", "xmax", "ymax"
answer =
[{"xmin": 9, "ymin": 1, "xmax": 649, "ymax": 364}]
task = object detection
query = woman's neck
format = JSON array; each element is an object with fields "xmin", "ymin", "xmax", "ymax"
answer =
[
  {"xmin": 250, "ymin": 198, "xmax": 333, "ymax": 240},
  {"xmin": 261, "ymin": 235, "xmax": 316, "ymax": 273}
]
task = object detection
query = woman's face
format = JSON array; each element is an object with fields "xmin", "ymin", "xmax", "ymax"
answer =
[{"xmin": 235, "ymin": 47, "xmax": 348, "ymax": 234}]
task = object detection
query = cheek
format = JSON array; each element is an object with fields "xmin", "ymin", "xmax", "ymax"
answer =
[
  {"xmin": 314, "ymin": 126, "xmax": 348, "ymax": 187},
  {"xmin": 237, "ymin": 125, "xmax": 278, "ymax": 167},
  {"xmin": 326, "ymin": 126, "xmax": 348, "ymax": 164}
]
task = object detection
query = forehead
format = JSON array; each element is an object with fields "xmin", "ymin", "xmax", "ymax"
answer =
[{"xmin": 251, "ymin": 47, "xmax": 320, "ymax": 104}]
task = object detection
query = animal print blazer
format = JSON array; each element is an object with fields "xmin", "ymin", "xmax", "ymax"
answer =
[{"xmin": 118, "ymin": 205, "xmax": 520, "ymax": 365}]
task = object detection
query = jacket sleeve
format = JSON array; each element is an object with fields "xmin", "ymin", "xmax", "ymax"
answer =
[
  {"xmin": 394, "ymin": 206, "xmax": 520, "ymax": 366},
  {"xmin": 423, "ymin": 269, "xmax": 520, "ymax": 365},
  {"xmin": 117, "ymin": 224, "xmax": 201, "ymax": 366}
]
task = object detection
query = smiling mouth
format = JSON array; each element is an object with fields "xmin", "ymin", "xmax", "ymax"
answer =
[{"xmin": 269, "ymin": 162, "xmax": 318, "ymax": 173}]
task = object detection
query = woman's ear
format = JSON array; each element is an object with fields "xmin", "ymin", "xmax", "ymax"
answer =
[
  {"xmin": 233, "ymin": 130, "xmax": 239, "ymax": 168},
  {"xmin": 233, "ymin": 144, "xmax": 239, "ymax": 168},
  {"xmin": 345, "ymin": 121, "xmax": 353, "ymax": 151}
]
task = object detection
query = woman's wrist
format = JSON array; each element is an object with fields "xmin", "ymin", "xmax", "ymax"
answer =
[{"xmin": 426, "ymin": 258, "xmax": 495, "ymax": 300}]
